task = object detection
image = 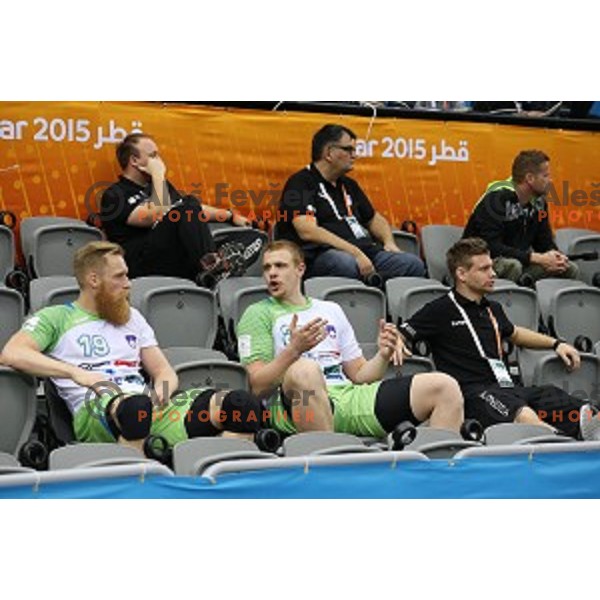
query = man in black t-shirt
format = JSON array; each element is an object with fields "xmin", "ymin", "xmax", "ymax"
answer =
[
  {"xmin": 101, "ymin": 133, "xmax": 250, "ymax": 282},
  {"xmin": 398, "ymin": 238, "xmax": 599, "ymax": 440},
  {"xmin": 276, "ymin": 124, "xmax": 425, "ymax": 282}
]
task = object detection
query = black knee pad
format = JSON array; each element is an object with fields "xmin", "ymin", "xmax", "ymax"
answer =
[
  {"xmin": 221, "ymin": 390, "xmax": 265, "ymax": 433},
  {"xmin": 184, "ymin": 389, "xmax": 221, "ymax": 438},
  {"xmin": 113, "ymin": 394, "xmax": 153, "ymax": 441}
]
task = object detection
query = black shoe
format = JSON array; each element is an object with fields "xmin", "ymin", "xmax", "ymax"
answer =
[
  {"xmin": 197, "ymin": 244, "xmax": 246, "ymax": 289},
  {"xmin": 254, "ymin": 429, "xmax": 281, "ymax": 453}
]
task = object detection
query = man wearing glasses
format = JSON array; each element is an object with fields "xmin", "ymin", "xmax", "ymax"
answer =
[{"xmin": 276, "ymin": 124, "xmax": 425, "ymax": 283}]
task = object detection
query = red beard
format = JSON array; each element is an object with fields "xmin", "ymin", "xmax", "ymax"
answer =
[{"xmin": 95, "ymin": 284, "xmax": 131, "ymax": 326}]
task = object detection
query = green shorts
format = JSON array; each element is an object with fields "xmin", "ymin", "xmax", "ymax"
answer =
[
  {"xmin": 269, "ymin": 382, "xmax": 386, "ymax": 438},
  {"xmin": 73, "ymin": 389, "xmax": 207, "ymax": 447}
]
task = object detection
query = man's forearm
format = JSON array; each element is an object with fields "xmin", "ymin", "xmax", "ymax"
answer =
[
  {"xmin": 1, "ymin": 346, "xmax": 77, "ymax": 379},
  {"xmin": 511, "ymin": 326, "xmax": 557, "ymax": 350},
  {"xmin": 295, "ymin": 223, "xmax": 363, "ymax": 257},
  {"xmin": 368, "ymin": 213, "xmax": 395, "ymax": 246},
  {"xmin": 352, "ymin": 352, "xmax": 389, "ymax": 384},
  {"xmin": 248, "ymin": 346, "xmax": 302, "ymax": 398}
]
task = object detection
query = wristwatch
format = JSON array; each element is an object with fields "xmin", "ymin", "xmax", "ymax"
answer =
[{"xmin": 552, "ymin": 339, "xmax": 566, "ymax": 351}]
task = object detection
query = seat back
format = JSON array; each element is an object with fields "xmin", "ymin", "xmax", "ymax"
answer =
[
  {"xmin": 391, "ymin": 230, "xmax": 420, "ymax": 256},
  {"xmin": 323, "ymin": 286, "xmax": 386, "ymax": 345},
  {"xmin": 531, "ymin": 353, "xmax": 600, "ymax": 404},
  {"xmin": 29, "ymin": 276, "xmax": 79, "ymax": 313},
  {"xmin": 282, "ymin": 432, "xmax": 368, "ymax": 457},
  {"xmin": 421, "ymin": 225, "xmax": 464, "ymax": 283},
  {"xmin": 0, "ymin": 367, "xmax": 37, "ymax": 455},
  {"xmin": 49, "ymin": 444, "xmax": 146, "ymax": 470},
  {"xmin": 173, "ymin": 437, "xmax": 264, "ymax": 476},
  {"xmin": 488, "ymin": 285, "xmax": 539, "ymax": 330},
  {"xmin": 385, "ymin": 277, "xmax": 448, "ymax": 326},
  {"xmin": 21, "ymin": 217, "xmax": 103, "ymax": 278},
  {"xmin": 0, "ymin": 225, "xmax": 15, "ymax": 282},
  {"xmin": 551, "ymin": 287, "xmax": 600, "ymax": 345},
  {"xmin": 568, "ymin": 235, "xmax": 600, "ymax": 286},
  {"xmin": 535, "ymin": 278, "xmax": 585, "ymax": 330},
  {"xmin": 0, "ymin": 287, "xmax": 24, "ymax": 349},
  {"xmin": 484, "ymin": 423, "xmax": 566, "ymax": 445},
  {"xmin": 130, "ymin": 277, "xmax": 218, "ymax": 348}
]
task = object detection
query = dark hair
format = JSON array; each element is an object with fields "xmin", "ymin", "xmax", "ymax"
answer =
[
  {"xmin": 116, "ymin": 133, "xmax": 154, "ymax": 170},
  {"xmin": 264, "ymin": 240, "xmax": 305, "ymax": 266},
  {"xmin": 311, "ymin": 124, "xmax": 357, "ymax": 162},
  {"xmin": 512, "ymin": 150, "xmax": 550, "ymax": 184},
  {"xmin": 446, "ymin": 238, "xmax": 490, "ymax": 276}
]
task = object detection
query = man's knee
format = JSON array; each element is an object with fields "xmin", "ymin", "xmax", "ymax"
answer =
[
  {"xmin": 284, "ymin": 358, "xmax": 324, "ymax": 387},
  {"xmin": 313, "ymin": 250, "xmax": 360, "ymax": 278},
  {"xmin": 494, "ymin": 257, "xmax": 523, "ymax": 282},
  {"xmin": 386, "ymin": 252, "xmax": 426, "ymax": 277},
  {"xmin": 110, "ymin": 394, "xmax": 153, "ymax": 440},
  {"xmin": 415, "ymin": 373, "xmax": 463, "ymax": 407}
]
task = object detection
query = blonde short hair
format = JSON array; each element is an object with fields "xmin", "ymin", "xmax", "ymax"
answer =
[{"xmin": 73, "ymin": 241, "xmax": 124, "ymax": 287}]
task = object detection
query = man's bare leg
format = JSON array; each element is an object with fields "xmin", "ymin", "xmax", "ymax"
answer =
[{"xmin": 409, "ymin": 373, "xmax": 464, "ymax": 432}]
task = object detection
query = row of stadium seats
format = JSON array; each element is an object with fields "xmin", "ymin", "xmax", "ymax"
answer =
[
  {"xmin": 3, "ymin": 423, "xmax": 600, "ymax": 481},
  {"xmin": 2, "ymin": 216, "xmax": 599, "ymax": 284},
  {"xmin": 3, "ymin": 272, "xmax": 599, "ymax": 363}
]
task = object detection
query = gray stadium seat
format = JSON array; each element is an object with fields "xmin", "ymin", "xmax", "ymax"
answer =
[
  {"xmin": 217, "ymin": 277, "xmax": 268, "ymax": 353},
  {"xmin": 0, "ymin": 225, "xmax": 15, "ymax": 282},
  {"xmin": 304, "ymin": 276, "xmax": 366, "ymax": 297},
  {"xmin": 555, "ymin": 228, "xmax": 600, "ymax": 286},
  {"xmin": 530, "ymin": 353, "xmax": 600, "ymax": 404},
  {"xmin": 421, "ymin": 225, "xmax": 464, "ymax": 284},
  {"xmin": 20, "ymin": 216, "xmax": 103, "ymax": 278},
  {"xmin": 391, "ymin": 229, "xmax": 420, "ymax": 255},
  {"xmin": 483, "ymin": 423, "xmax": 572, "ymax": 445},
  {"xmin": 517, "ymin": 348, "xmax": 555, "ymax": 387},
  {"xmin": 0, "ymin": 367, "xmax": 37, "ymax": 456},
  {"xmin": 405, "ymin": 428, "xmax": 480, "ymax": 458},
  {"xmin": 535, "ymin": 278, "xmax": 586, "ymax": 332},
  {"xmin": 130, "ymin": 277, "xmax": 218, "ymax": 348},
  {"xmin": 48, "ymin": 444, "xmax": 156, "ymax": 470},
  {"xmin": 549, "ymin": 286, "xmax": 600, "ymax": 346},
  {"xmin": 385, "ymin": 277, "xmax": 449, "ymax": 326},
  {"xmin": 0, "ymin": 286, "xmax": 24, "ymax": 349},
  {"xmin": 162, "ymin": 346, "xmax": 249, "ymax": 391},
  {"xmin": 305, "ymin": 278, "xmax": 385, "ymax": 345},
  {"xmin": 173, "ymin": 437, "xmax": 273, "ymax": 476},
  {"xmin": 29, "ymin": 276, "xmax": 79, "ymax": 313},
  {"xmin": 282, "ymin": 432, "xmax": 378, "ymax": 457},
  {"xmin": 488, "ymin": 283, "xmax": 539, "ymax": 330}
]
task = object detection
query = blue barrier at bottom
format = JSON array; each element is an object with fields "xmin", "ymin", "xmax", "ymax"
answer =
[{"xmin": 2, "ymin": 451, "xmax": 600, "ymax": 498}]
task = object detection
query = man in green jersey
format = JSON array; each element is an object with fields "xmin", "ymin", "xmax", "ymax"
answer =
[
  {"xmin": 237, "ymin": 240, "xmax": 466, "ymax": 438},
  {"xmin": 1, "ymin": 241, "xmax": 274, "ymax": 453}
]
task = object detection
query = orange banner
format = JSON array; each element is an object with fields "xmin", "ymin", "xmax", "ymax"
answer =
[{"xmin": 1, "ymin": 101, "xmax": 599, "ymax": 233}]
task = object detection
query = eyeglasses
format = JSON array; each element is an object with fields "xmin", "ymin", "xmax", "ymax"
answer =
[{"xmin": 331, "ymin": 144, "xmax": 357, "ymax": 155}]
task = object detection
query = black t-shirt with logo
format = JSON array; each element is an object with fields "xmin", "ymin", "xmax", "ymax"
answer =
[
  {"xmin": 399, "ymin": 291, "xmax": 515, "ymax": 389},
  {"xmin": 100, "ymin": 176, "xmax": 184, "ymax": 258},
  {"xmin": 277, "ymin": 164, "xmax": 377, "ymax": 252}
]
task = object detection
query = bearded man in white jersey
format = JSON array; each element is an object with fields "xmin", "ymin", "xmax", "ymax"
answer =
[
  {"xmin": 237, "ymin": 240, "xmax": 467, "ymax": 439},
  {"xmin": 1, "ymin": 241, "xmax": 277, "ymax": 454}
]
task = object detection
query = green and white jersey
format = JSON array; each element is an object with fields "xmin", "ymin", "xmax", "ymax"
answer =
[
  {"xmin": 237, "ymin": 297, "xmax": 362, "ymax": 385},
  {"xmin": 22, "ymin": 303, "xmax": 157, "ymax": 415}
]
